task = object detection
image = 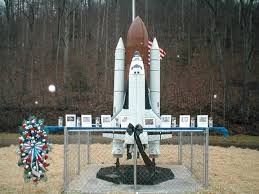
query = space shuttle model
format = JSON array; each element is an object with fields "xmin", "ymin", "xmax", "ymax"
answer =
[{"xmin": 104, "ymin": 16, "xmax": 167, "ymax": 160}]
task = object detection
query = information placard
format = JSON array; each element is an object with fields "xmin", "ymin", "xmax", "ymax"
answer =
[
  {"xmin": 65, "ymin": 114, "xmax": 76, "ymax": 127},
  {"xmin": 81, "ymin": 115, "xmax": 92, "ymax": 127},
  {"xmin": 197, "ymin": 115, "xmax": 208, "ymax": 127},
  {"xmin": 101, "ymin": 115, "xmax": 112, "ymax": 127},
  {"xmin": 144, "ymin": 118, "xmax": 156, "ymax": 128},
  {"xmin": 179, "ymin": 115, "xmax": 190, "ymax": 128},
  {"xmin": 161, "ymin": 115, "xmax": 172, "ymax": 128}
]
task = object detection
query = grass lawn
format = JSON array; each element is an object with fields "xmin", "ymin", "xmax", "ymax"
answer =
[
  {"xmin": 209, "ymin": 135, "xmax": 259, "ymax": 150},
  {"xmin": 1, "ymin": 132, "xmax": 259, "ymax": 149}
]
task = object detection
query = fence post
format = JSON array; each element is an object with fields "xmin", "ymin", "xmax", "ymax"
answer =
[
  {"xmin": 133, "ymin": 140, "xmax": 137, "ymax": 191},
  {"xmin": 204, "ymin": 128, "xmax": 209, "ymax": 189},
  {"xmin": 190, "ymin": 132, "xmax": 193, "ymax": 174},
  {"xmin": 64, "ymin": 127, "xmax": 68, "ymax": 192},
  {"xmin": 77, "ymin": 131, "xmax": 81, "ymax": 175},
  {"xmin": 178, "ymin": 131, "xmax": 183, "ymax": 165},
  {"xmin": 87, "ymin": 131, "xmax": 90, "ymax": 164}
]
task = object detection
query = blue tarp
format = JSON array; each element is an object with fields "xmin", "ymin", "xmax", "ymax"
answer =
[{"xmin": 207, "ymin": 127, "xmax": 229, "ymax": 137}]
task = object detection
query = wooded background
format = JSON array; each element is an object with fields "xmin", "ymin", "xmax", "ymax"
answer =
[{"xmin": 0, "ymin": 0, "xmax": 258, "ymax": 134}]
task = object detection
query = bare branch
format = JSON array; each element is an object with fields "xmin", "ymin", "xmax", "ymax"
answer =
[{"xmin": 202, "ymin": 0, "xmax": 216, "ymax": 16}]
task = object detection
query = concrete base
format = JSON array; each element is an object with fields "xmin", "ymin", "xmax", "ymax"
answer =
[
  {"xmin": 96, "ymin": 165, "xmax": 174, "ymax": 185},
  {"xmin": 68, "ymin": 165, "xmax": 202, "ymax": 194}
]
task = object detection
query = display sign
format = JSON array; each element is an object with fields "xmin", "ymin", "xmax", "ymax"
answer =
[
  {"xmin": 160, "ymin": 115, "xmax": 172, "ymax": 128},
  {"xmin": 171, "ymin": 117, "xmax": 177, "ymax": 127},
  {"xmin": 144, "ymin": 118, "xmax": 156, "ymax": 128},
  {"xmin": 81, "ymin": 115, "xmax": 92, "ymax": 127},
  {"xmin": 95, "ymin": 117, "xmax": 100, "ymax": 127},
  {"xmin": 191, "ymin": 117, "xmax": 196, "ymax": 127},
  {"xmin": 65, "ymin": 114, "xmax": 76, "ymax": 127},
  {"xmin": 101, "ymin": 115, "xmax": 112, "ymax": 127},
  {"xmin": 197, "ymin": 115, "xmax": 208, "ymax": 127},
  {"xmin": 76, "ymin": 117, "xmax": 81, "ymax": 127},
  {"xmin": 120, "ymin": 116, "xmax": 130, "ymax": 128},
  {"xmin": 209, "ymin": 116, "xmax": 213, "ymax": 127},
  {"xmin": 179, "ymin": 115, "xmax": 190, "ymax": 128},
  {"xmin": 58, "ymin": 117, "xmax": 63, "ymax": 126}
]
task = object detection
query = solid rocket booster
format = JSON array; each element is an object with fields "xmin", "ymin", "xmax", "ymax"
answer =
[
  {"xmin": 150, "ymin": 38, "xmax": 160, "ymax": 116},
  {"xmin": 113, "ymin": 37, "xmax": 125, "ymax": 115}
]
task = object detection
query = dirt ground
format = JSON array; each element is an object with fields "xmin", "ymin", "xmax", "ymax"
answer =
[{"xmin": 0, "ymin": 144, "xmax": 259, "ymax": 194}]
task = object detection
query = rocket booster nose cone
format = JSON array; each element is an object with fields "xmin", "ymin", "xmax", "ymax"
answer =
[
  {"xmin": 116, "ymin": 37, "xmax": 125, "ymax": 50},
  {"xmin": 151, "ymin": 38, "xmax": 159, "ymax": 50}
]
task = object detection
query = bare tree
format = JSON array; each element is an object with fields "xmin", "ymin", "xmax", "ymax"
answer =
[
  {"xmin": 240, "ymin": 0, "xmax": 255, "ymax": 122},
  {"xmin": 63, "ymin": 0, "xmax": 70, "ymax": 86}
]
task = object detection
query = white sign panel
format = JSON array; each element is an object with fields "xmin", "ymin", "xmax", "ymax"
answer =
[
  {"xmin": 144, "ymin": 118, "xmax": 156, "ymax": 128},
  {"xmin": 197, "ymin": 115, "xmax": 208, "ymax": 127},
  {"xmin": 101, "ymin": 115, "xmax": 112, "ymax": 127},
  {"xmin": 179, "ymin": 115, "xmax": 190, "ymax": 128},
  {"xmin": 81, "ymin": 115, "xmax": 92, "ymax": 127},
  {"xmin": 120, "ymin": 116, "xmax": 130, "ymax": 128},
  {"xmin": 161, "ymin": 115, "xmax": 172, "ymax": 128},
  {"xmin": 65, "ymin": 114, "xmax": 76, "ymax": 127}
]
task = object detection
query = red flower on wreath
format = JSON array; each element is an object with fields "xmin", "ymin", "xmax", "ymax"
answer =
[
  {"xmin": 26, "ymin": 157, "xmax": 31, "ymax": 163},
  {"xmin": 43, "ymin": 144, "xmax": 48, "ymax": 150}
]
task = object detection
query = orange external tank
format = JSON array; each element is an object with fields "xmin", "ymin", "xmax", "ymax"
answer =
[{"xmin": 126, "ymin": 16, "xmax": 150, "ymax": 82}]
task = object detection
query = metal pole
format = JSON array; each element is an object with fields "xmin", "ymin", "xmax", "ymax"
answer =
[
  {"xmin": 178, "ymin": 131, "xmax": 183, "ymax": 165},
  {"xmin": 134, "ymin": 139, "xmax": 137, "ymax": 191},
  {"xmin": 132, "ymin": 0, "xmax": 135, "ymax": 22},
  {"xmin": 64, "ymin": 127, "xmax": 68, "ymax": 192},
  {"xmin": 204, "ymin": 128, "xmax": 209, "ymax": 189},
  {"xmin": 190, "ymin": 132, "xmax": 193, "ymax": 174},
  {"xmin": 210, "ymin": 96, "xmax": 213, "ymax": 116},
  {"xmin": 87, "ymin": 132, "xmax": 90, "ymax": 164},
  {"xmin": 203, "ymin": 129, "xmax": 205, "ymax": 185},
  {"xmin": 77, "ymin": 131, "xmax": 81, "ymax": 175}
]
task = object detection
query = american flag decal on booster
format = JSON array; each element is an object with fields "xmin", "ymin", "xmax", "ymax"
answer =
[{"xmin": 148, "ymin": 40, "xmax": 166, "ymax": 64}]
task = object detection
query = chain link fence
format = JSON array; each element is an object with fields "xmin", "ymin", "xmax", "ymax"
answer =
[{"xmin": 64, "ymin": 128, "xmax": 209, "ymax": 193}]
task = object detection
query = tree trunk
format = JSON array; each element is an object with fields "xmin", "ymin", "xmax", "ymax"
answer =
[
  {"xmin": 115, "ymin": 0, "xmax": 120, "ymax": 39},
  {"xmin": 72, "ymin": 1, "xmax": 75, "ymax": 49},
  {"xmin": 104, "ymin": 1, "xmax": 109, "ymax": 102},
  {"xmin": 188, "ymin": 22, "xmax": 191, "ymax": 65},
  {"xmin": 145, "ymin": 0, "xmax": 148, "ymax": 25},
  {"xmin": 181, "ymin": 0, "xmax": 185, "ymax": 39},
  {"xmin": 63, "ymin": 12, "xmax": 70, "ymax": 86},
  {"xmin": 96, "ymin": 0, "xmax": 101, "ymax": 59},
  {"xmin": 240, "ymin": 0, "xmax": 255, "ymax": 122}
]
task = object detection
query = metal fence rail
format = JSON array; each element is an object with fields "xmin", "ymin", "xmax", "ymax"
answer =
[{"xmin": 64, "ymin": 127, "xmax": 209, "ymax": 193}]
